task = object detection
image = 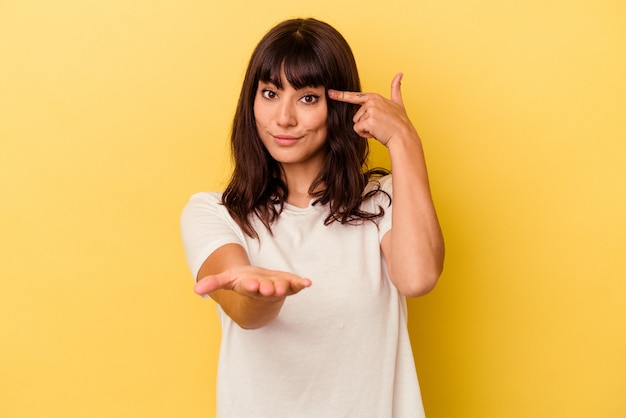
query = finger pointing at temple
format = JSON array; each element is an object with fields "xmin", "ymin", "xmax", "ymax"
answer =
[
  {"xmin": 327, "ymin": 72, "xmax": 414, "ymax": 145},
  {"xmin": 328, "ymin": 72, "xmax": 405, "ymax": 105},
  {"xmin": 327, "ymin": 89, "xmax": 368, "ymax": 104}
]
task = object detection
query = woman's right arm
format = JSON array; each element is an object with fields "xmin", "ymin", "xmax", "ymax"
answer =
[{"xmin": 195, "ymin": 243, "xmax": 311, "ymax": 329}]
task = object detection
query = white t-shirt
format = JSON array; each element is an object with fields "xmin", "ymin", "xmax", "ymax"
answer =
[{"xmin": 181, "ymin": 175, "xmax": 425, "ymax": 418}]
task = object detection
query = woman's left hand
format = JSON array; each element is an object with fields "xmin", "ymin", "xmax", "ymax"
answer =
[{"xmin": 328, "ymin": 72, "xmax": 418, "ymax": 147}]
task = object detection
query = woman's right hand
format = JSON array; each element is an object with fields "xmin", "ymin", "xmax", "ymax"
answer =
[
  {"xmin": 194, "ymin": 243, "xmax": 311, "ymax": 329},
  {"xmin": 194, "ymin": 265, "xmax": 312, "ymax": 301}
]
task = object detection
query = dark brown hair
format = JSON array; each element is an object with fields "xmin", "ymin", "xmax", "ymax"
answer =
[{"xmin": 222, "ymin": 18, "xmax": 389, "ymax": 238}]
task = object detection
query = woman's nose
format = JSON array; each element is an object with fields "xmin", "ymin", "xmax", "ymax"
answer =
[{"xmin": 276, "ymin": 101, "xmax": 297, "ymax": 127}]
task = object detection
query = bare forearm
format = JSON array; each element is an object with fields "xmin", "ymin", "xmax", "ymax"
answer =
[
  {"xmin": 386, "ymin": 130, "xmax": 445, "ymax": 296},
  {"xmin": 210, "ymin": 289, "xmax": 284, "ymax": 329}
]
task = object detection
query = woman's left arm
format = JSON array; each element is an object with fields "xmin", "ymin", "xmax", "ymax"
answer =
[{"xmin": 329, "ymin": 73, "xmax": 444, "ymax": 297}]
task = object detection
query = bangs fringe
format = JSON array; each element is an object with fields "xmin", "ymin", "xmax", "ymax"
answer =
[{"xmin": 258, "ymin": 40, "xmax": 327, "ymax": 89}]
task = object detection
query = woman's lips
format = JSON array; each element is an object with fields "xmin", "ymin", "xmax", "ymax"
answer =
[{"xmin": 272, "ymin": 134, "xmax": 301, "ymax": 146}]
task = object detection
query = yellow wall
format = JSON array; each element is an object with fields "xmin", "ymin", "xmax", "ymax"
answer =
[{"xmin": 1, "ymin": 1, "xmax": 624, "ymax": 417}]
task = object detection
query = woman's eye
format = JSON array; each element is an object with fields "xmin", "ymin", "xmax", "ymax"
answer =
[
  {"xmin": 300, "ymin": 94, "xmax": 319, "ymax": 104},
  {"xmin": 261, "ymin": 89, "xmax": 277, "ymax": 99}
]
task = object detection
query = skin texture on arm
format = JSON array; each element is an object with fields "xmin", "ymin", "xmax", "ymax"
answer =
[
  {"xmin": 328, "ymin": 73, "xmax": 445, "ymax": 297},
  {"xmin": 195, "ymin": 243, "xmax": 312, "ymax": 329}
]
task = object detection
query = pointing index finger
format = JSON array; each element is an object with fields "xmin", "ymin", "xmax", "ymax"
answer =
[{"xmin": 328, "ymin": 89, "xmax": 368, "ymax": 104}]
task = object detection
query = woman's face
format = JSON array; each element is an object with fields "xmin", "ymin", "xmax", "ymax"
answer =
[{"xmin": 253, "ymin": 71, "xmax": 328, "ymax": 173}]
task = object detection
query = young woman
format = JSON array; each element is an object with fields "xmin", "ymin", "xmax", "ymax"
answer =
[{"xmin": 181, "ymin": 18, "xmax": 444, "ymax": 418}]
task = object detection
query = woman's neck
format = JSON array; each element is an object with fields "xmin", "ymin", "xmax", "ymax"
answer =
[{"xmin": 281, "ymin": 164, "xmax": 322, "ymax": 208}]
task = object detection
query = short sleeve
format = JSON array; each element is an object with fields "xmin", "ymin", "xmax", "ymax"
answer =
[
  {"xmin": 361, "ymin": 174, "xmax": 393, "ymax": 242},
  {"xmin": 180, "ymin": 192, "xmax": 246, "ymax": 280},
  {"xmin": 375, "ymin": 175, "xmax": 393, "ymax": 240}
]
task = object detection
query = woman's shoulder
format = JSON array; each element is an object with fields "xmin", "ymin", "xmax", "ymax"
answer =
[
  {"xmin": 364, "ymin": 173, "xmax": 392, "ymax": 195},
  {"xmin": 185, "ymin": 191, "xmax": 224, "ymax": 206},
  {"xmin": 182, "ymin": 191, "xmax": 226, "ymax": 219},
  {"xmin": 359, "ymin": 174, "xmax": 392, "ymax": 214}
]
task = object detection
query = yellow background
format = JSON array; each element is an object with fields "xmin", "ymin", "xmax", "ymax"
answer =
[{"xmin": 1, "ymin": 1, "xmax": 625, "ymax": 417}]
